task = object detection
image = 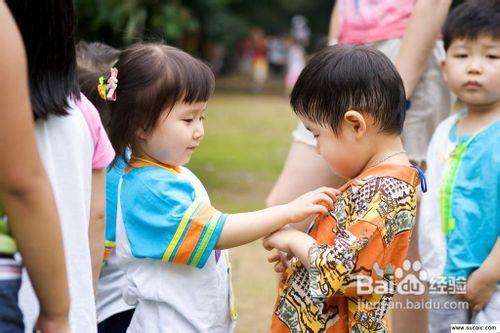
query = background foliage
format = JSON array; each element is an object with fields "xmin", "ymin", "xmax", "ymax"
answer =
[
  {"xmin": 75, "ymin": 0, "xmax": 333, "ymax": 56},
  {"xmin": 75, "ymin": 0, "xmax": 465, "ymax": 70}
]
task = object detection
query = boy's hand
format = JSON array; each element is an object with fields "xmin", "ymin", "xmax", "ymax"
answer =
[
  {"xmin": 263, "ymin": 227, "xmax": 316, "ymax": 270},
  {"xmin": 267, "ymin": 249, "xmax": 291, "ymax": 274},
  {"xmin": 284, "ymin": 187, "xmax": 340, "ymax": 224},
  {"xmin": 459, "ymin": 268, "xmax": 497, "ymax": 312},
  {"xmin": 263, "ymin": 227, "xmax": 299, "ymax": 255}
]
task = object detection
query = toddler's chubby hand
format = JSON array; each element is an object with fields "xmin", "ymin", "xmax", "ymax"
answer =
[
  {"xmin": 284, "ymin": 186, "xmax": 341, "ymax": 224},
  {"xmin": 263, "ymin": 227, "xmax": 317, "ymax": 270},
  {"xmin": 262, "ymin": 227, "xmax": 308, "ymax": 257},
  {"xmin": 458, "ymin": 267, "xmax": 497, "ymax": 312},
  {"xmin": 267, "ymin": 249, "xmax": 290, "ymax": 274}
]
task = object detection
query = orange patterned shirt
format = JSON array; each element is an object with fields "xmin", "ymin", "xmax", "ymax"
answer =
[{"xmin": 271, "ymin": 164, "xmax": 421, "ymax": 333}]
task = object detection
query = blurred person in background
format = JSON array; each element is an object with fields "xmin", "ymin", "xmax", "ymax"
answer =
[
  {"xmin": 284, "ymin": 36, "xmax": 306, "ymax": 95},
  {"xmin": 268, "ymin": 36, "xmax": 288, "ymax": 76},
  {"xmin": 250, "ymin": 28, "xmax": 269, "ymax": 93}
]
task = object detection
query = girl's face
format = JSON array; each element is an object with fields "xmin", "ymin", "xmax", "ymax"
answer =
[{"xmin": 137, "ymin": 101, "xmax": 206, "ymax": 166}]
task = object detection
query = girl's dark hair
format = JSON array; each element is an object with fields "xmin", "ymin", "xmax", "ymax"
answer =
[
  {"xmin": 291, "ymin": 45, "xmax": 406, "ymax": 135},
  {"xmin": 443, "ymin": 0, "xmax": 500, "ymax": 51},
  {"xmin": 108, "ymin": 43, "xmax": 215, "ymax": 164},
  {"xmin": 6, "ymin": 0, "xmax": 80, "ymax": 120},
  {"xmin": 76, "ymin": 41, "xmax": 120, "ymax": 127}
]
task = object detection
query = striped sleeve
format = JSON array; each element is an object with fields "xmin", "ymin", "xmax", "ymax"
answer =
[{"xmin": 120, "ymin": 168, "xmax": 226, "ymax": 268}]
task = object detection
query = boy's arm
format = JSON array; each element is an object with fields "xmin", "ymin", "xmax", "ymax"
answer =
[
  {"xmin": 0, "ymin": 3, "xmax": 70, "ymax": 331},
  {"xmin": 265, "ymin": 221, "xmax": 375, "ymax": 300},
  {"xmin": 463, "ymin": 238, "xmax": 500, "ymax": 311},
  {"xmin": 396, "ymin": 0, "xmax": 452, "ymax": 98},
  {"xmin": 265, "ymin": 183, "xmax": 413, "ymax": 300},
  {"xmin": 89, "ymin": 168, "xmax": 106, "ymax": 292}
]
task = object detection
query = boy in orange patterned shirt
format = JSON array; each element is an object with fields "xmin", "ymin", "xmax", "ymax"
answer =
[{"xmin": 263, "ymin": 45, "xmax": 426, "ymax": 332}]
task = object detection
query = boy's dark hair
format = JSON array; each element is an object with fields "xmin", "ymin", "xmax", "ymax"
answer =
[
  {"xmin": 443, "ymin": 0, "xmax": 500, "ymax": 51},
  {"xmin": 291, "ymin": 45, "xmax": 406, "ymax": 135},
  {"xmin": 6, "ymin": 0, "xmax": 80, "ymax": 120},
  {"xmin": 108, "ymin": 43, "xmax": 215, "ymax": 164},
  {"xmin": 76, "ymin": 41, "xmax": 120, "ymax": 127}
]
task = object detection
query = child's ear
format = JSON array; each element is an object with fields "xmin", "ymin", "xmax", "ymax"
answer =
[
  {"xmin": 343, "ymin": 110, "xmax": 366, "ymax": 139},
  {"xmin": 136, "ymin": 127, "xmax": 148, "ymax": 140},
  {"xmin": 440, "ymin": 60, "xmax": 449, "ymax": 83}
]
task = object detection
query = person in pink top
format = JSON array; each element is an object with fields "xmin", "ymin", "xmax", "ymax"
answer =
[
  {"xmin": 77, "ymin": 93, "xmax": 116, "ymax": 169},
  {"xmin": 268, "ymin": 1, "xmax": 454, "ymax": 332},
  {"xmin": 76, "ymin": 93, "xmax": 116, "ymax": 296},
  {"xmin": 337, "ymin": 1, "xmax": 417, "ymax": 45}
]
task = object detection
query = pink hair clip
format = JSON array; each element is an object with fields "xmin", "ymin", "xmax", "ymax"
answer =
[
  {"xmin": 97, "ymin": 68, "xmax": 118, "ymax": 101},
  {"xmin": 106, "ymin": 67, "xmax": 118, "ymax": 101}
]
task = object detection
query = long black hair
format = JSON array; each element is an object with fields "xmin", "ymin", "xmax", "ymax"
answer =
[{"xmin": 6, "ymin": 0, "xmax": 80, "ymax": 120}]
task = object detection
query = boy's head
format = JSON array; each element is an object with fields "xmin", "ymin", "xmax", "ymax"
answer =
[
  {"xmin": 441, "ymin": 0, "xmax": 500, "ymax": 108},
  {"xmin": 291, "ymin": 45, "xmax": 406, "ymax": 178}
]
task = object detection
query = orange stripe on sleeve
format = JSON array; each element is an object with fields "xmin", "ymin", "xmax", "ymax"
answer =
[{"xmin": 172, "ymin": 204, "xmax": 218, "ymax": 264}]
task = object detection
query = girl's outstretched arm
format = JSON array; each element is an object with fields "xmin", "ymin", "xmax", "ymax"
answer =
[{"xmin": 216, "ymin": 187, "xmax": 339, "ymax": 249}]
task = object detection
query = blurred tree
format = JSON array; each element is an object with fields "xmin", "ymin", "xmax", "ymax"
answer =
[
  {"xmin": 75, "ymin": 0, "xmax": 199, "ymax": 47},
  {"xmin": 75, "ymin": 0, "xmax": 464, "ymax": 70},
  {"xmin": 75, "ymin": 0, "xmax": 333, "ymax": 56}
]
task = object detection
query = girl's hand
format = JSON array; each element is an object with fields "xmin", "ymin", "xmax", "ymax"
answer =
[{"xmin": 284, "ymin": 187, "xmax": 340, "ymax": 224}]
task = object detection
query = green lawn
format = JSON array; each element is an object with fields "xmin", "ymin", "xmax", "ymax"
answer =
[{"xmin": 187, "ymin": 82, "xmax": 297, "ymax": 332}]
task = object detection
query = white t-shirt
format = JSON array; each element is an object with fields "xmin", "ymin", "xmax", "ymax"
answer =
[
  {"xmin": 19, "ymin": 99, "xmax": 97, "ymax": 333},
  {"xmin": 96, "ymin": 166, "xmax": 223, "ymax": 324},
  {"xmin": 96, "ymin": 249, "xmax": 134, "ymax": 323},
  {"xmin": 115, "ymin": 165, "xmax": 235, "ymax": 333}
]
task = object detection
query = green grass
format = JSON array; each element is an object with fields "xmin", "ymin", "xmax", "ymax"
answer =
[{"xmin": 186, "ymin": 83, "xmax": 297, "ymax": 332}]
